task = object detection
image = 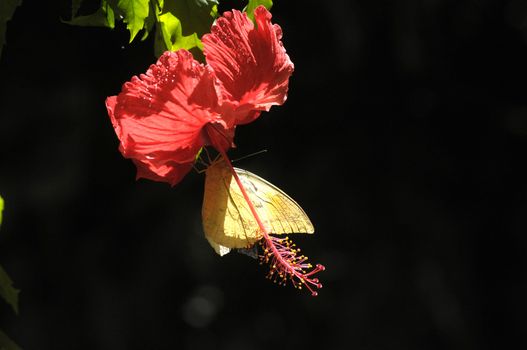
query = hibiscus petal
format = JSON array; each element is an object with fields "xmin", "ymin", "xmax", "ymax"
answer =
[
  {"xmin": 132, "ymin": 157, "xmax": 193, "ymax": 186},
  {"xmin": 202, "ymin": 6, "xmax": 294, "ymax": 125},
  {"xmin": 106, "ymin": 50, "xmax": 225, "ymax": 186}
]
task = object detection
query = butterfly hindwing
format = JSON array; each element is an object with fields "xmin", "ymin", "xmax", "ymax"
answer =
[{"xmin": 202, "ymin": 159, "xmax": 261, "ymax": 249}]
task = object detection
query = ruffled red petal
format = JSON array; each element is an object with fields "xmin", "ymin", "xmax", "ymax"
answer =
[
  {"xmin": 202, "ymin": 6, "xmax": 294, "ymax": 125},
  {"xmin": 106, "ymin": 50, "xmax": 228, "ymax": 186}
]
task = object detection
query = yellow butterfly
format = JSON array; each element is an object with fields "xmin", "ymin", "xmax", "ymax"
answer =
[{"xmin": 202, "ymin": 157, "xmax": 314, "ymax": 256}]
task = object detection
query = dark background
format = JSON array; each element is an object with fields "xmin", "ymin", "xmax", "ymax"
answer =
[{"xmin": 1, "ymin": 0, "xmax": 527, "ymax": 349}]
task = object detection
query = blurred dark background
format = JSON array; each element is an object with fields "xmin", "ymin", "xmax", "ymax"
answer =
[{"xmin": 1, "ymin": 0, "xmax": 527, "ymax": 349}]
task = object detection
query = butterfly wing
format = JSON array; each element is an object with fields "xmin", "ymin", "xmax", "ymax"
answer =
[
  {"xmin": 234, "ymin": 167, "xmax": 315, "ymax": 235},
  {"xmin": 202, "ymin": 159, "xmax": 314, "ymax": 254},
  {"xmin": 205, "ymin": 236, "xmax": 231, "ymax": 256},
  {"xmin": 202, "ymin": 159, "xmax": 262, "ymax": 249}
]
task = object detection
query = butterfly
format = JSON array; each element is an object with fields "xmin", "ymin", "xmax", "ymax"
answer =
[{"xmin": 202, "ymin": 157, "xmax": 314, "ymax": 256}]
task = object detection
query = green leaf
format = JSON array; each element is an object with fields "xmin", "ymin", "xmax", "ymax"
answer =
[
  {"xmin": 0, "ymin": 195, "xmax": 3, "ymax": 226},
  {"xmin": 153, "ymin": 0, "xmax": 217, "ymax": 57},
  {"xmin": 154, "ymin": 11, "xmax": 201, "ymax": 57},
  {"xmin": 106, "ymin": 2, "xmax": 115, "ymax": 28},
  {"xmin": 161, "ymin": 0, "xmax": 217, "ymax": 40},
  {"xmin": 245, "ymin": 0, "xmax": 272, "ymax": 22},
  {"xmin": 0, "ymin": 264, "xmax": 19, "ymax": 315},
  {"xmin": 0, "ymin": 196, "xmax": 17, "ymax": 314},
  {"xmin": 65, "ymin": 0, "xmax": 115, "ymax": 28},
  {"xmin": 0, "ymin": 0, "xmax": 22, "ymax": 58},
  {"xmin": 117, "ymin": 0, "xmax": 150, "ymax": 43},
  {"xmin": 71, "ymin": 0, "xmax": 83, "ymax": 17},
  {"xmin": 140, "ymin": 1, "xmax": 157, "ymax": 41},
  {"xmin": 67, "ymin": 0, "xmax": 217, "ymax": 55},
  {"xmin": 0, "ymin": 329, "xmax": 21, "ymax": 350}
]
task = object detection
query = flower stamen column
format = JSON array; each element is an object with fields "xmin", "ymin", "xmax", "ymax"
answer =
[{"xmin": 215, "ymin": 147, "xmax": 325, "ymax": 296}]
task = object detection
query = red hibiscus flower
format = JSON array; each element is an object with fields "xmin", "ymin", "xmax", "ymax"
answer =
[
  {"xmin": 203, "ymin": 7, "xmax": 294, "ymax": 125},
  {"xmin": 106, "ymin": 6, "xmax": 293, "ymax": 186}
]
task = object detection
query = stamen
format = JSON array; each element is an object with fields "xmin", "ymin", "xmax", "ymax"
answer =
[{"xmin": 258, "ymin": 236, "xmax": 325, "ymax": 296}]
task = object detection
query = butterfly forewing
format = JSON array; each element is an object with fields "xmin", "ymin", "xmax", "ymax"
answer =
[{"xmin": 234, "ymin": 167, "xmax": 315, "ymax": 235}]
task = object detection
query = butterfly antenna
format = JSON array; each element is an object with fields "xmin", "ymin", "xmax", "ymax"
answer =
[{"xmin": 231, "ymin": 149, "xmax": 268, "ymax": 163}]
